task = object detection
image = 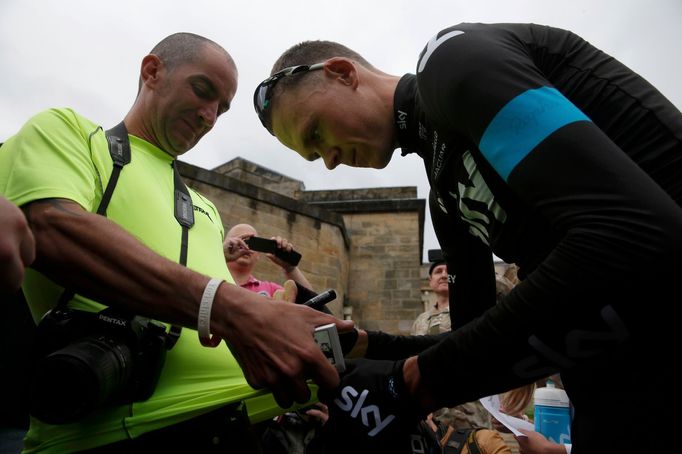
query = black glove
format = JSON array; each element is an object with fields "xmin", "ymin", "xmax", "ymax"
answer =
[
  {"xmin": 337, "ymin": 329, "xmax": 358, "ymax": 355},
  {"xmin": 318, "ymin": 358, "xmax": 423, "ymax": 454}
]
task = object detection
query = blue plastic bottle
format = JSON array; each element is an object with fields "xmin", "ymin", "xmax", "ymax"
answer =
[{"xmin": 534, "ymin": 378, "xmax": 571, "ymax": 444}]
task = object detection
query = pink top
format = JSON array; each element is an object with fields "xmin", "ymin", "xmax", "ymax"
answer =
[{"xmin": 240, "ymin": 275, "xmax": 283, "ymax": 297}]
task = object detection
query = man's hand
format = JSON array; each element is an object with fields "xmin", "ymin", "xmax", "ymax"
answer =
[
  {"xmin": 318, "ymin": 358, "xmax": 423, "ymax": 453},
  {"xmin": 213, "ymin": 283, "xmax": 355, "ymax": 409},
  {"xmin": 301, "ymin": 402, "xmax": 329, "ymax": 425},
  {"xmin": 0, "ymin": 196, "xmax": 35, "ymax": 293},
  {"xmin": 516, "ymin": 428, "xmax": 569, "ymax": 454},
  {"xmin": 272, "ymin": 279, "xmax": 297, "ymax": 303},
  {"xmin": 267, "ymin": 236, "xmax": 313, "ymax": 290},
  {"xmin": 266, "ymin": 235, "xmax": 297, "ymax": 270},
  {"xmin": 424, "ymin": 412, "xmax": 438, "ymax": 432},
  {"xmin": 223, "ymin": 236, "xmax": 250, "ymax": 262}
]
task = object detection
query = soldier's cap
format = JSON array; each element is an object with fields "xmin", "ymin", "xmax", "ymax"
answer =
[{"xmin": 428, "ymin": 249, "xmax": 445, "ymax": 276}]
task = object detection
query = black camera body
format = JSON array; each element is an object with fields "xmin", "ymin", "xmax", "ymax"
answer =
[{"xmin": 30, "ymin": 306, "xmax": 169, "ymax": 424}]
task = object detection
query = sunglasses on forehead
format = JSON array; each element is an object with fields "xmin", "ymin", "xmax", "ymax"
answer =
[{"xmin": 253, "ymin": 63, "xmax": 325, "ymax": 135}]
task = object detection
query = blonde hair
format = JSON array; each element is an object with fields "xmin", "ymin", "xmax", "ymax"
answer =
[{"xmin": 500, "ymin": 383, "xmax": 536, "ymax": 417}]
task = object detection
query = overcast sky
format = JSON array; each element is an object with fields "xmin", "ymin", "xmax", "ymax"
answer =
[{"xmin": 2, "ymin": 0, "xmax": 680, "ymax": 258}]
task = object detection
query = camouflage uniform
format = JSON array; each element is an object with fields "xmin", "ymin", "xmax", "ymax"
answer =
[
  {"xmin": 411, "ymin": 306, "xmax": 452, "ymax": 335},
  {"xmin": 411, "ymin": 304, "xmax": 492, "ymax": 430}
]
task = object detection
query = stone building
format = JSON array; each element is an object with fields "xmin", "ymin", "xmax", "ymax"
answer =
[{"xmin": 179, "ymin": 157, "xmax": 426, "ymax": 335}]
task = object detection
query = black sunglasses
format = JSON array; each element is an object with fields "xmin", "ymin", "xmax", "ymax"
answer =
[{"xmin": 253, "ymin": 63, "xmax": 324, "ymax": 135}]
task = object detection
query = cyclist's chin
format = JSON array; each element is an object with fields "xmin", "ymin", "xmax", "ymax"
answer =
[{"xmin": 371, "ymin": 148, "xmax": 396, "ymax": 169}]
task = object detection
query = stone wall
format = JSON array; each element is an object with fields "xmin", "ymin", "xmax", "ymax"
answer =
[
  {"xmin": 343, "ymin": 211, "xmax": 424, "ymax": 333},
  {"xmin": 305, "ymin": 188, "xmax": 426, "ymax": 334},
  {"xmin": 213, "ymin": 158, "xmax": 306, "ymax": 200}
]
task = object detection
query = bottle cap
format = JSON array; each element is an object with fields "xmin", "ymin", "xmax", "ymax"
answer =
[{"xmin": 534, "ymin": 380, "xmax": 570, "ymax": 407}]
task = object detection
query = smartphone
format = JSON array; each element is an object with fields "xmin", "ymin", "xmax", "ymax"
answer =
[{"xmin": 244, "ymin": 236, "xmax": 302, "ymax": 266}]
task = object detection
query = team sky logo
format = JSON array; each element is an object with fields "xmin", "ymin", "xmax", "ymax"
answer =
[
  {"xmin": 513, "ymin": 305, "xmax": 630, "ymax": 379},
  {"xmin": 396, "ymin": 110, "xmax": 408, "ymax": 130},
  {"xmin": 334, "ymin": 386, "xmax": 396, "ymax": 437}
]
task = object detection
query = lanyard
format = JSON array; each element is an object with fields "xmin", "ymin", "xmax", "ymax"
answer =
[{"xmin": 57, "ymin": 122, "xmax": 192, "ymax": 348}]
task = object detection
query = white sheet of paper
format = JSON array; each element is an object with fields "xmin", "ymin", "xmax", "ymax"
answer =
[{"xmin": 479, "ymin": 394, "xmax": 535, "ymax": 436}]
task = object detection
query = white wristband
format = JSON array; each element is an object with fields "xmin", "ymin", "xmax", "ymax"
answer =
[{"xmin": 198, "ymin": 278, "xmax": 223, "ymax": 347}]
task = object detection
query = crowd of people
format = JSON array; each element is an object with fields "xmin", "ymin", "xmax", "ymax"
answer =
[{"xmin": 1, "ymin": 20, "xmax": 681, "ymax": 453}]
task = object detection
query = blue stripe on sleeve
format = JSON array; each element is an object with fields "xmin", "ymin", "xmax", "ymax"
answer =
[{"xmin": 478, "ymin": 86, "xmax": 591, "ymax": 181}]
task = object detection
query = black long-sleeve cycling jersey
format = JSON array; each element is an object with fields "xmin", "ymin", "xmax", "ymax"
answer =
[{"xmin": 392, "ymin": 23, "xmax": 682, "ymax": 452}]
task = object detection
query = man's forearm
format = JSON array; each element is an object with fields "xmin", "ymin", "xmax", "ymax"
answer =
[
  {"xmin": 283, "ymin": 266, "xmax": 313, "ymax": 291},
  {"xmin": 403, "ymin": 356, "xmax": 439, "ymax": 415},
  {"xmin": 0, "ymin": 196, "xmax": 35, "ymax": 293},
  {"xmin": 365, "ymin": 330, "xmax": 446, "ymax": 360},
  {"xmin": 25, "ymin": 199, "xmax": 211, "ymax": 326}
]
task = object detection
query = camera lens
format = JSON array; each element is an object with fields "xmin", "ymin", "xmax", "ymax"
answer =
[{"xmin": 30, "ymin": 336, "xmax": 133, "ymax": 424}]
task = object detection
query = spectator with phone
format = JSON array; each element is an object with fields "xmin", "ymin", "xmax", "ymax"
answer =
[{"xmin": 223, "ymin": 223, "xmax": 312, "ymax": 296}]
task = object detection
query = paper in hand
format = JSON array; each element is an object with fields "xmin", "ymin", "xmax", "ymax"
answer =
[{"xmin": 479, "ymin": 394, "xmax": 534, "ymax": 436}]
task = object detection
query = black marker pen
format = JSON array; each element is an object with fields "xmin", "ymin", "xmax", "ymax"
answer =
[{"xmin": 302, "ymin": 289, "xmax": 337, "ymax": 310}]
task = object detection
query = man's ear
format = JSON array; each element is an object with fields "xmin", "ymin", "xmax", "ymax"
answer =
[
  {"xmin": 140, "ymin": 54, "xmax": 163, "ymax": 89},
  {"xmin": 323, "ymin": 57, "xmax": 358, "ymax": 88}
]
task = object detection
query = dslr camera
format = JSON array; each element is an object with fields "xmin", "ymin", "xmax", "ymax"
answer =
[{"xmin": 30, "ymin": 306, "xmax": 169, "ymax": 424}]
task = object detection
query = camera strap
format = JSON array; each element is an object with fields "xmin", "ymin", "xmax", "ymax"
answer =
[
  {"xmin": 56, "ymin": 121, "xmax": 192, "ymax": 349},
  {"xmin": 97, "ymin": 122, "xmax": 132, "ymax": 215}
]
